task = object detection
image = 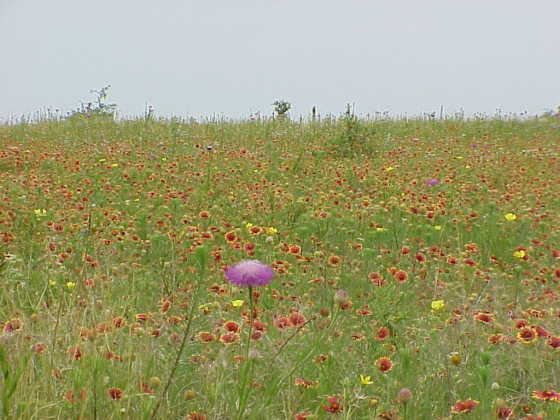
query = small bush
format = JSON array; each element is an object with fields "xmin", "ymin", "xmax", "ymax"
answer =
[
  {"xmin": 273, "ymin": 100, "xmax": 291, "ymax": 119},
  {"xmin": 67, "ymin": 85, "xmax": 117, "ymax": 120}
]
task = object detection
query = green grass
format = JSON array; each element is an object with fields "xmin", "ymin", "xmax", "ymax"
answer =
[{"xmin": 0, "ymin": 115, "xmax": 559, "ymax": 419}]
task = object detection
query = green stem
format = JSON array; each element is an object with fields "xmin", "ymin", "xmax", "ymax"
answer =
[
  {"xmin": 150, "ymin": 275, "xmax": 204, "ymax": 419},
  {"xmin": 236, "ymin": 286, "xmax": 254, "ymax": 420}
]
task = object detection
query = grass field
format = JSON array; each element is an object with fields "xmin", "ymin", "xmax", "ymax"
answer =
[{"xmin": 0, "ymin": 115, "xmax": 559, "ymax": 419}]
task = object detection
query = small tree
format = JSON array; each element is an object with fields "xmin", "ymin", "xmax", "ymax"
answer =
[
  {"xmin": 67, "ymin": 85, "xmax": 117, "ymax": 120},
  {"xmin": 273, "ymin": 100, "xmax": 291, "ymax": 119}
]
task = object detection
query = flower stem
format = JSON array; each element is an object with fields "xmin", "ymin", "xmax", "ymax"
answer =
[
  {"xmin": 150, "ymin": 269, "xmax": 204, "ymax": 419},
  {"xmin": 236, "ymin": 286, "xmax": 254, "ymax": 420}
]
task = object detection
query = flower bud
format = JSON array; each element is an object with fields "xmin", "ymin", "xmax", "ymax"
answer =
[{"xmin": 397, "ymin": 388, "xmax": 413, "ymax": 403}]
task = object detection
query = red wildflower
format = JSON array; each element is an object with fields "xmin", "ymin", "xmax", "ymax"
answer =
[
  {"xmin": 322, "ymin": 395, "xmax": 343, "ymax": 413},
  {"xmin": 294, "ymin": 377, "xmax": 318, "ymax": 388},
  {"xmin": 244, "ymin": 242, "xmax": 255, "ymax": 254},
  {"xmin": 474, "ymin": 311, "xmax": 495, "ymax": 324},
  {"xmin": 274, "ymin": 316, "xmax": 290, "ymax": 330},
  {"xmin": 288, "ymin": 312, "xmax": 306, "ymax": 327},
  {"xmin": 357, "ymin": 306, "xmax": 372, "ymax": 316},
  {"xmin": 496, "ymin": 406, "xmax": 514, "ymax": 419},
  {"xmin": 135, "ymin": 313, "xmax": 151, "ymax": 322},
  {"xmin": 96, "ymin": 323, "xmax": 110, "ymax": 334},
  {"xmin": 107, "ymin": 387, "xmax": 123, "ymax": 400},
  {"xmin": 1, "ymin": 232, "xmax": 16, "ymax": 243},
  {"xmin": 488, "ymin": 334, "xmax": 505, "ymax": 344},
  {"xmin": 67, "ymin": 346, "xmax": 83, "ymax": 360},
  {"xmin": 393, "ymin": 270, "xmax": 408, "ymax": 283},
  {"xmin": 451, "ymin": 399, "xmax": 479, "ymax": 414},
  {"xmin": 249, "ymin": 226, "xmax": 262, "ymax": 235},
  {"xmin": 219, "ymin": 332, "xmax": 239, "ymax": 345},
  {"xmin": 375, "ymin": 357, "xmax": 393, "ymax": 372},
  {"xmin": 514, "ymin": 319, "xmax": 528, "ymax": 328},
  {"xmin": 224, "ymin": 231, "xmax": 237, "ymax": 243},
  {"xmin": 375, "ymin": 327, "xmax": 390, "ymax": 341},
  {"xmin": 223, "ymin": 320, "xmax": 240, "ymax": 333},
  {"xmin": 531, "ymin": 389, "xmax": 560, "ymax": 401},
  {"xmin": 328, "ymin": 255, "xmax": 341, "ymax": 266},
  {"xmin": 251, "ymin": 330, "xmax": 264, "ymax": 341},
  {"xmin": 517, "ymin": 327, "xmax": 537, "ymax": 344},
  {"xmin": 64, "ymin": 389, "xmax": 87, "ymax": 403},
  {"xmin": 294, "ymin": 410, "xmax": 312, "ymax": 420},
  {"xmin": 196, "ymin": 332, "xmax": 215, "ymax": 343},
  {"xmin": 33, "ymin": 342, "xmax": 47, "ymax": 354},
  {"xmin": 547, "ymin": 336, "xmax": 560, "ymax": 349},
  {"xmin": 187, "ymin": 412, "xmax": 207, "ymax": 420},
  {"xmin": 2, "ymin": 319, "xmax": 22, "ymax": 333},
  {"xmin": 526, "ymin": 308, "xmax": 547, "ymax": 318},
  {"xmin": 532, "ymin": 325, "xmax": 549, "ymax": 338},
  {"xmin": 140, "ymin": 381, "xmax": 153, "ymax": 394},
  {"xmin": 464, "ymin": 242, "xmax": 478, "ymax": 253},
  {"xmin": 463, "ymin": 258, "xmax": 476, "ymax": 266},
  {"xmin": 160, "ymin": 299, "xmax": 171, "ymax": 313},
  {"xmin": 288, "ymin": 245, "xmax": 301, "ymax": 255},
  {"xmin": 369, "ymin": 272, "xmax": 385, "ymax": 286},
  {"xmin": 378, "ymin": 409, "xmax": 400, "ymax": 420},
  {"xmin": 112, "ymin": 317, "xmax": 125, "ymax": 328},
  {"xmin": 252, "ymin": 319, "xmax": 266, "ymax": 331}
]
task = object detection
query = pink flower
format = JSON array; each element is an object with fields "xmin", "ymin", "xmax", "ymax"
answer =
[{"xmin": 224, "ymin": 260, "xmax": 274, "ymax": 287}]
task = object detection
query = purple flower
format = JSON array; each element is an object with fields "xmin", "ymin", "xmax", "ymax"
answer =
[
  {"xmin": 425, "ymin": 178, "xmax": 440, "ymax": 186},
  {"xmin": 225, "ymin": 260, "xmax": 274, "ymax": 287}
]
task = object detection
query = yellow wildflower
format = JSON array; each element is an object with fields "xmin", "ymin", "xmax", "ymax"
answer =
[
  {"xmin": 513, "ymin": 250, "xmax": 526, "ymax": 259},
  {"xmin": 360, "ymin": 374, "xmax": 374, "ymax": 385},
  {"xmin": 449, "ymin": 352, "xmax": 461, "ymax": 365},
  {"xmin": 431, "ymin": 300, "xmax": 445, "ymax": 311},
  {"xmin": 504, "ymin": 213, "xmax": 517, "ymax": 221},
  {"xmin": 231, "ymin": 300, "xmax": 244, "ymax": 308}
]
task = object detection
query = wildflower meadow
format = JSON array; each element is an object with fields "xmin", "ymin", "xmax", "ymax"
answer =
[{"xmin": 0, "ymin": 114, "xmax": 559, "ymax": 419}]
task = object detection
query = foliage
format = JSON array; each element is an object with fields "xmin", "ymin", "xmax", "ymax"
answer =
[
  {"xmin": 0, "ymin": 117, "xmax": 559, "ymax": 419},
  {"xmin": 67, "ymin": 85, "xmax": 117, "ymax": 120},
  {"xmin": 331, "ymin": 103, "xmax": 376, "ymax": 156},
  {"xmin": 273, "ymin": 100, "xmax": 291, "ymax": 118}
]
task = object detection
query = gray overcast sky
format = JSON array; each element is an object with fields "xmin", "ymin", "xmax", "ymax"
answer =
[{"xmin": 1, "ymin": 0, "xmax": 559, "ymax": 121}]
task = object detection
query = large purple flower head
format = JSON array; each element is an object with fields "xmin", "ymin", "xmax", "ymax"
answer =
[
  {"xmin": 425, "ymin": 178, "xmax": 440, "ymax": 186},
  {"xmin": 225, "ymin": 260, "xmax": 274, "ymax": 287}
]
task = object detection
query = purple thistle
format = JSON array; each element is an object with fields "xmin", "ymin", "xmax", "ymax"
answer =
[
  {"xmin": 225, "ymin": 260, "xmax": 274, "ymax": 287},
  {"xmin": 425, "ymin": 178, "xmax": 440, "ymax": 186}
]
